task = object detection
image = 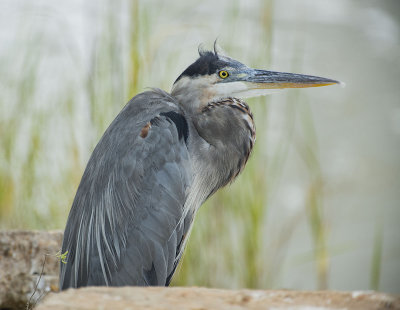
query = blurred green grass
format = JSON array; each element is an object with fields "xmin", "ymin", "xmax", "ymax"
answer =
[{"xmin": 0, "ymin": 0, "xmax": 383, "ymax": 291}]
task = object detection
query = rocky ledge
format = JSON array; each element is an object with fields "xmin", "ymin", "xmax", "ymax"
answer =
[
  {"xmin": 1, "ymin": 230, "xmax": 399, "ymax": 310},
  {"xmin": 37, "ymin": 286, "xmax": 399, "ymax": 310},
  {"xmin": 0, "ymin": 230, "xmax": 63, "ymax": 309}
]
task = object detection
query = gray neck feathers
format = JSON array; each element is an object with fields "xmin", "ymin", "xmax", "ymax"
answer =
[{"xmin": 188, "ymin": 97, "xmax": 255, "ymax": 201}]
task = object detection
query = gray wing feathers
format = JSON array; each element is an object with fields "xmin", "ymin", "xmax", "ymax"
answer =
[{"xmin": 59, "ymin": 90, "xmax": 193, "ymax": 289}]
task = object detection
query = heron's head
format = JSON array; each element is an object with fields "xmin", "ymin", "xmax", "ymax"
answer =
[{"xmin": 171, "ymin": 46, "xmax": 340, "ymax": 109}]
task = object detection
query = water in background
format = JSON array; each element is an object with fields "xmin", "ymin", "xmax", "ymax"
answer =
[{"xmin": 0, "ymin": 0, "xmax": 399, "ymax": 293}]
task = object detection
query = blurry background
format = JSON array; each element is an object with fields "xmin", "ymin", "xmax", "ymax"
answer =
[{"xmin": 0, "ymin": 0, "xmax": 399, "ymax": 293}]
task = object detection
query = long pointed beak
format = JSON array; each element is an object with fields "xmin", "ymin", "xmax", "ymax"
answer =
[{"xmin": 245, "ymin": 69, "xmax": 340, "ymax": 89}]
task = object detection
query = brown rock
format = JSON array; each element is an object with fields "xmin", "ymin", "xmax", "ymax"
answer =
[
  {"xmin": 1, "ymin": 230, "xmax": 399, "ymax": 310},
  {"xmin": 37, "ymin": 286, "xmax": 400, "ymax": 310},
  {"xmin": 0, "ymin": 230, "xmax": 63, "ymax": 310}
]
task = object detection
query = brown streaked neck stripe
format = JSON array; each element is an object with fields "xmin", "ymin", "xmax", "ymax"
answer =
[{"xmin": 202, "ymin": 96, "xmax": 256, "ymax": 155}]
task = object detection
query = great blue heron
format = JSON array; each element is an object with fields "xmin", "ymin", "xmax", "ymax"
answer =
[{"xmin": 59, "ymin": 44, "xmax": 339, "ymax": 289}]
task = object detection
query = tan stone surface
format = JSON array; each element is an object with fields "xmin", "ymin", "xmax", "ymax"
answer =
[
  {"xmin": 37, "ymin": 286, "xmax": 400, "ymax": 310},
  {"xmin": 0, "ymin": 230, "xmax": 63, "ymax": 309},
  {"xmin": 1, "ymin": 230, "xmax": 399, "ymax": 310}
]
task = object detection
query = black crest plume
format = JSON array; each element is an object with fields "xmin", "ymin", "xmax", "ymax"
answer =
[{"xmin": 174, "ymin": 41, "xmax": 228, "ymax": 83}]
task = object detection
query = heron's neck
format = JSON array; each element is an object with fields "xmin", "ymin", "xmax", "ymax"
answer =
[
  {"xmin": 171, "ymin": 76, "xmax": 221, "ymax": 114},
  {"xmin": 188, "ymin": 97, "xmax": 256, "ymax": 199}
]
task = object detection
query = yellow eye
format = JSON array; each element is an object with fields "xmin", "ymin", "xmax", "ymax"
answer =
[{"xmin": 218, "ymin": 70, "xmax": 229, "ymax": 79}]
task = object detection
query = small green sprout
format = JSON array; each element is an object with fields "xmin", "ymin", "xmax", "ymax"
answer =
[{"xmin": 56, "ymin": 250, "xmax": 68, "ymax": 264}]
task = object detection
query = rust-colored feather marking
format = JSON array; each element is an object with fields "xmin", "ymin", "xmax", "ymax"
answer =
[{"xmin": 140, "ymin": 122, "xmax": 151, "ymax": 138}]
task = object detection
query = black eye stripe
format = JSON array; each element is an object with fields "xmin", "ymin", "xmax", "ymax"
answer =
[
  {"xmin": 174, "ymin": 51, "xmax": 233, "ymax": 83},
  {"xmin": 175, "ymin": 52, "xmax": 224, "ymax": 80}
]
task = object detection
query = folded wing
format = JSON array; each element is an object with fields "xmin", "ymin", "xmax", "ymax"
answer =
[{"xmin": 59, "ymin": 90, "xmax": 193, "ymax": 289}]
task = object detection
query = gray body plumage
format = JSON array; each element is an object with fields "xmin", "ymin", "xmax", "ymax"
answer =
[
  {"xmin": 59, "ymin": 47, "xmax": 338, "ymax": 289},
  {"xmin": 60, "ymin": 88, "xmax": 254, "ymax": 288}
]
